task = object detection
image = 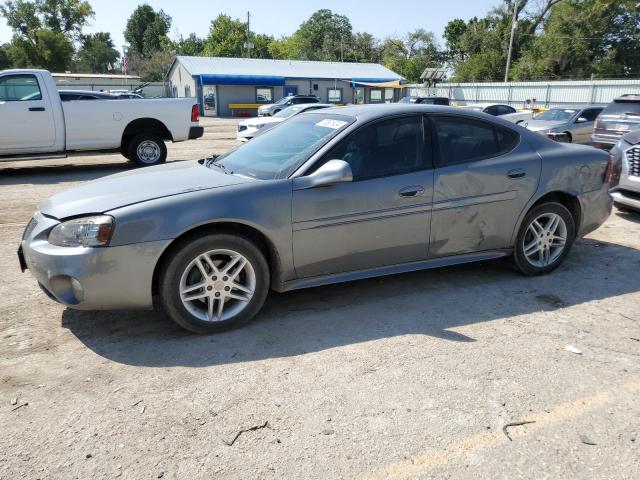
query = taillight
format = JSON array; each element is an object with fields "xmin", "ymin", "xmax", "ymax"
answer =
[
  {"xmin": 191, "ymin": 104, "xmax": 200, "ymax": 122},
  {"xmin": 603, "ymin": 153, "xmax": 621, "ymax": 187}
]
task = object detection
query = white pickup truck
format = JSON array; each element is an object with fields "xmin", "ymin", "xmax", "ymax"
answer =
[{"xmin": 0, "ymin": 69, "xmax": 203, "ymax": 166}]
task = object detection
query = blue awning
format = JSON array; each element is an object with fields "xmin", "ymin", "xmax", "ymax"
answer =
[{"xmin": 199, "ymin": 74, "xmax": 285, "ymax": 86}]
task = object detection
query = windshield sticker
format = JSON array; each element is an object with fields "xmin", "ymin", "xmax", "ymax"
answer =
[{"xmin": 316, "ymin": 119, "xmax": 348, "ymax": 129}]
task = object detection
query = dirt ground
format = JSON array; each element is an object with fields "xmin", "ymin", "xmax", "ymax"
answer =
[{"xmin": 1, "ymin": 117, "xmax": 639, "ymax": 480}]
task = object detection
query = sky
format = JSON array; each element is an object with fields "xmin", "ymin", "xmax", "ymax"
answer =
[{"xmin": 0, "ymin": 0, "xmax": 499, "ymax": 53}]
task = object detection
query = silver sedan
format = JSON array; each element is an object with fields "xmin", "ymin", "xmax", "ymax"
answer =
[
  {"xmin": 19, "ymin": 105, "xmax": 613, "ymax": 333},
  {"xmin": 523, "ymin": 106, "xmax": 603, "ymax": 144}
]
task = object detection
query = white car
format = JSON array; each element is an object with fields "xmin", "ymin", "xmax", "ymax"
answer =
[
  {"xmin": 0, "ymin": 69, "xmax": 202, "ymax": 166},
  {"xmin": 461, "ymin": 103, "xmax": 534, "ymax": 124},
  {"xmin": 237, "ymin": 103, "xmax": 333, "ymax": 141}
]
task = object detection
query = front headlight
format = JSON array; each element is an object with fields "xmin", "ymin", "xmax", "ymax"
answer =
[{"xmin": 49, "ymin": 215, "xmax": 114, "ymax": 247}]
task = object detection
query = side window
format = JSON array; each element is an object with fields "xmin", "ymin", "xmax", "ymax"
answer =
[
  {"xmin": 499, "ymin": 105, "xmax": 516, "ymax": 115},
  {"xmin": 432, "ymin": 116, "xmax": 519, "ymax": 166},
  {"xmin": 0, "ymin": 74, "xmax": 42, "ymax": 101},
  {"xmin": 484, "ymin": 106, "xmax": 499, "ymax": 116},
  {"xmin": 581, "ymin": 109, "xmax": 601, "ymax": 122},
  {"xmin": 323, "ymin": 116, "xmax": 428, "ymax": 181}
]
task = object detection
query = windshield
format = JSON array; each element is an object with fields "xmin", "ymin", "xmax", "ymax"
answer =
[
  {"xmin": 210, "ymin": 113, "xmax": 354, "ymax": 180},
  {"xmin": 399, "ymin": 97, "xmax": 416, "ymax": 103},
  {"xmin": 534, "ymin": 108, "xmax": 578, "ymax": 121},
  {"xmin": 274, "ymin": 105, "xmax": 305, "ymax": 118},
  {"xmin": 601, "ymin": 100, "xmax": 640, "ymax": 117},
  {"xmin": 274, "ymin": 96, "xmax": 293, "ymax": 106}
]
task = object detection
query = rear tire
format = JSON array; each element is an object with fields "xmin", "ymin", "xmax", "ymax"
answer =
[
  {"xmin": 159, "ymin": 234, "xmax": 270, "ymax": 334},
  {"xmin": 512, "ymin": 202, "xmax": 575, "ymax": 276},
  {"xmin": 127, "ymin": 133, "xmax": 167, "ymax": 167}
]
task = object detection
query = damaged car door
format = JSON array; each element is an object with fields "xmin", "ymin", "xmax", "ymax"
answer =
[{"xmin": 428, "ymin": 115, "xmax": 541, "ymax": 257}]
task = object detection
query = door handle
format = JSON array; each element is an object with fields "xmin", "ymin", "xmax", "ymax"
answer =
[
  {"xmin": 399, "ymin": 185, "xmax": 425, "ymax": 197},
  {"xmin": 29, "ymin": 107, "xmax": 45, "ymax": 112},
  {"xmin": 507, "ymin": 169, "xmax": 526, "ymax": 179}
]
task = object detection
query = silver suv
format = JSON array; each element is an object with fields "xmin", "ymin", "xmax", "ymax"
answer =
[
  {"xmin": 257, "ymin": 95, "xmax": 319, "ymax": 116},
  {"xmin": 592, "ymin": 95, "xmax": 640, "ymax": 149},
  {"xmin": 609, "ymin": 129, "xmax": 640, "ymax": 212}
]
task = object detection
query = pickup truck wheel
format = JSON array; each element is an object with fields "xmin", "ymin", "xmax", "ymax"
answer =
[{"xmin": 128, "ymin": 133, "xmax": 167, "ymax": 167}]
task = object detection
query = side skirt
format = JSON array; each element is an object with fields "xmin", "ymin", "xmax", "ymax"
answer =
[{"xmin": 279, "ymin": 250, "xmax": 512, "ymax": 292}]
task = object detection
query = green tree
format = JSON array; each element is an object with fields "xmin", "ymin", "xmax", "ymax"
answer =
[
  {"xmin": 512, "ymin": 0, "xmax": 640, "ymax": 80},
  {"xmin": 202, "ymin": 14, "xmax": 248, "ymax": 57},
  {"xmin": 75, "ymin": 32, "xmax": 119, "ymax": 73},
  {"xmin": 347, "ymin": 32, "xmax": 380, "ymax": 63},
  {"xmin": 0, "ymin": 44, "xmax": 11, "ymax": 69},
  {"xmin": 381, "ymin": 29, "xmax": 442, "ymax": 82},
  {"xmin": 124, "ymin": 4, "xmax": 171, "ymax": 57},
  {"xmin": 174, "ymin": 33, "xmax": 204, "ymax": 56},
  {"xmin": 291, "ymin": 9, "xmax": 353, "ymax": 61},
  {"xmin": 443, "ymin": 0, "xmax": 562, "ymax": 81},
  {"xmin": 0, "ymin": 0, "xmax": 93, "ymax": 70}
]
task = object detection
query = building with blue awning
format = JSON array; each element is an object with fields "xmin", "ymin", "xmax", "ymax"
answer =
[{"xmin": 166, "ymin": 56, "xmax": 405, "ymax": 117}]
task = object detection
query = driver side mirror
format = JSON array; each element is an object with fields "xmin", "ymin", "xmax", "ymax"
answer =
[
  {"xmin": 576, "ymin": 116, "xmax": 588, "ymax": 123},
  {"xmin": 293, "ymin": 160, "xmax": 353, "ymax": 190}
]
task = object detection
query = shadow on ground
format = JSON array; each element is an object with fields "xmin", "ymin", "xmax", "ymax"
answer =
[
  {"xmin": 0, "ymin": 162, "xmax": 134, "ymax": 185},
  {"xmin": 61, "ymin": 238, "xmax": 640, "ymax": 368}
]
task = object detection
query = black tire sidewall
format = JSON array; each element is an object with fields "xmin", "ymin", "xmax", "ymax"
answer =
[
  {"xmin": 128, "ymin": 133, "xmax": 167, "ymax": 167},
  {"xmin": 159, "ymin": 234, "xmax": 270, "ymax": 334},
  {"xmin": 513, "ymin": 202, "xmax": 575, "ymax": 276}
]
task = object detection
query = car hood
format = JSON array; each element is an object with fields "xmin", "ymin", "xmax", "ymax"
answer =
[
  {"xmin": 524, "ymin": 119, "xmax": 567, "ymax": 132},
  {"xmin": 239, "ymin": 117, "xmax": 282, "ymax": 127},
  {"xmin": 39, "ymin": 160, "xmax": 251, "ymax": 219}
]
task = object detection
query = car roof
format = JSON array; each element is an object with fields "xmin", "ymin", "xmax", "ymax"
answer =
[{"xmin": 309, "ymin": 103, "xmax": 509, "ymax": 122}]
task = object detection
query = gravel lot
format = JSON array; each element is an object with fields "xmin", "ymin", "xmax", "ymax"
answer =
[{"xmin": 1, "ymin": 117, "xmax": 639, "ymax": 479}]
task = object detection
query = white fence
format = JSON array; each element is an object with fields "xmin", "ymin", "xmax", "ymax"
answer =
[{"xmin": 424, "ymin": 79, "xmax": 640, "ymax": 108}]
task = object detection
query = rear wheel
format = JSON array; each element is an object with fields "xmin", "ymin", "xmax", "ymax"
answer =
[
  {"xmin": 512, "ymin": 202, "xmax": 575, "ymax": 275},
  {"xmin": 127, "ymin": 133, "xmax": 167, "ymax": 167},
  {"xmin": 159, "ymin": 234, "xmax": 270, "ymax": 334}
]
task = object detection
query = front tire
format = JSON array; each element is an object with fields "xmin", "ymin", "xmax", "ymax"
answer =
[
  {"xmin": 127, "ymin": 133, "xmax": 167, "ymax": 167},
  {"xmin": 159, "ymin": 234, "xmax": 270, "ymax": 334},
  {"xmin": 512, "ymin": 202, "xmax": 575, "ymax": 276}
]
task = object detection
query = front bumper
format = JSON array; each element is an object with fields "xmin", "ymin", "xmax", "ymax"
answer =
[
  {"xmin": 188, "ymin": 126, "xmax": 204, "ymax": 140},
  {"xmin": 20, "ymin": 212, "xmax": 169, "ymax": 310},
  {"xmin": 611, "ymin": 189, "xmax": 640, "ymax": 211}
]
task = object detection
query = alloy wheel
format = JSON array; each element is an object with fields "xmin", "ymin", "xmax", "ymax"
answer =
[
  {"xmin": 179, "ymin": 249, "xmax": 256, "ymax": 322},
  {"xmin": 522, "ymin": 213, "xmax": 568, "ymax": 268}
]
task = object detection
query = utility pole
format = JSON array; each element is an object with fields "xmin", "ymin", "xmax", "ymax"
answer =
[
  {"xmin": 246, "ymin": 11, "xmax": 251, "ymax": 58},
  {"xmin": 504, "ymin": 0, "xmax": 519, "ymax": 83}
]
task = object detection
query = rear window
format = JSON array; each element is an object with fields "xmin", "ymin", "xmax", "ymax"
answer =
[
  {"xmin": 432, "ymin": 116, "xmax": 519, "ymax": 166},
  {"xmin": 601, "ymin": 100, "xmax": 640, "ymax": 116}
]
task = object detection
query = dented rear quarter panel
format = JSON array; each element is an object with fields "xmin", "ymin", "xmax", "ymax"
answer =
[{"xmin": 509, "ymin": 139, "xmax": 612, "ymax": 244}]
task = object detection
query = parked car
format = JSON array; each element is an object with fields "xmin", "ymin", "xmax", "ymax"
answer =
[
  {"xmin": 608, "ymin": 129, "xmax": 640, "ymax": 212},
  {"xmin": 461, "ymin": 103, "xmax": 534, "ymax": 123},
  {"xmin": 257, "ymin": 95, "xmax": 320, "ymax": 116},
  {"xmin": 237, "ymin": 103, "xmax": 333, "ymax": 141},
  {"xmin": 522, "ymin": 106, "xmax": 603, "ymax": 144},
  {"xmin": 398, "ymin": 96, "xmax": 450, "ymax": 106},
  {"xmin": 592, "ymin": 95, "xmax": 640, "ymax": 150},
  {"xmin": 0, "ymin": 69, "xmax": 203, "ymax": 166},
  {"xmin": 19, "ymin": 104, "xmax": 613, "ymax": 334}
]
